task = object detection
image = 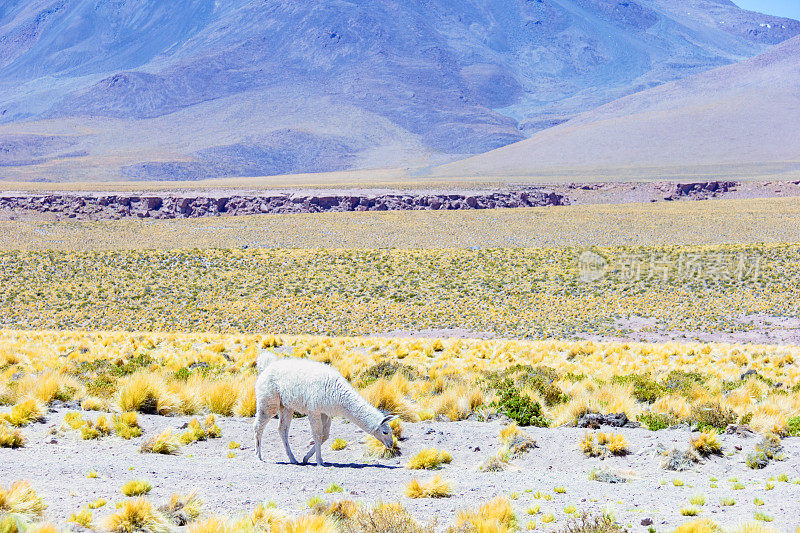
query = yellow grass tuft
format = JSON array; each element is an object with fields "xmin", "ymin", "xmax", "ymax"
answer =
[
  {"xmin": 159, "ymin": 492, "xmax": 203, "ymax": 526},
  {"xmin": 406, "ymin": 448, "xmax": 453, "ymax": 470},
  {"xmin": 0, "ymin": 481, "xmax": 47, "ymax": 522},
  {"xmin": 103, "ymin": 497, "xmax": 172, "ymax": 533},
  {"xmin": 692, "ymin": 431, "xmax": 723, "ymax": 457},
  {"xmin": 456, "ymin": 496, "xmax": 516, "ymax": 532},
  {"xmin": 204, "ymin": 379, "xmax": 240, "ymax": 416},
  {"xmin": 121, "ymin": 479, "xmax": 152, "ymax": 497},
  {"xmin": 499, "ymin": 424, "xmax": 521, "ymax": 444},
  {"xmin": 278, "ymin": 513, "xmax": 338, "ymax": 533},
  {"xmin": 390, "ymin": 418, "xmax": 404, "ymax": 439},
  {"xmin": 116, "ymin": 372, "xmax": 179, "ymax": 415},
  {"xmin": 249, "ymin": 502, "xmax": 287, "ymax": 530},
  {"xmin": 2, "ymin": 398, "xmax": 46, "ymax": 427},
  {"xmin": 673, "ymin": 518, "xmax": 720, "ymax": 533},
  {"xmin": 234, "ymin": 377, "xmax": 257, "ymax": 417},
  {"xmin": 365, "ymin": 435, "xmax": 400, "ymax": 459},
  {"xmin": 140, "ymin": 429, "xmax": 181, "ymax": 455},
  {"xmin": 331, "ymin": 438, "xmax": 347, "ymax": 451},
  {"xmin": 405, "ymin": 474, "xmax": 453, "ymax": 498},
  {"xmin": 361, "ymin": 377, "xmax": 419, "ymax": 422},
  {"xmin": 112, "ymin": 412, "xmax": 142, "ymax": 439},
  {"xmin": 0, "ymin": 421, "xmax": 25, "ymax": 448},
  {"xmin": 68, "ymin": 508, "xmax": 93, "ymax": 528},
  {"xmin": 186, "ymin": 516, "xmax": 232, "ymax": 533},
  {"xmin": 81, "ymin": 397, "xmax": 107, "ymax": 411}
]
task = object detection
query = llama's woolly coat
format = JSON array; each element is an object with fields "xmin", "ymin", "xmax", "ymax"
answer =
[
  {"xmin": 256, "ymin": 358, "xmax": 385, "ymax": 428},
  {"xmin": 253, "ymin": 356, "xmax": 395, "ymax": 465}
]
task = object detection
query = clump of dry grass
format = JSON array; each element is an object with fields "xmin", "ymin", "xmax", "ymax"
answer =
[
  {"xmin": 339, "ymin": 502, "xmax": 434, "ymax": 533},
  {"xmin": 121, "ymin": 479, "xmax": 153, "ymax": 497},
  {"xmin": 580, "ymin": 432, "xmax": 628, "ymax": 457},
  {"xmin": 559, "ymin": 513, "xmax": 626, "ymax": 532},
  {"xmin": 2, "ymin": 398, "xmax": 46, "ymax": 427},
  {"xmin": 691, "ymin": 431, "xmax": 723, "ymax": 457},
  {"xmin": 365, "ymin": 435, "xmax": 400, "ymax": 459},
  {"xmin": 662, "ymin": 448, "xmax": 700, "ymax": 471},
  {"xmin": 405, "ymin": 474, "xmax": 452, "ymax": 498},
  {"xmin": 0, "ymin": 481, "xmax": 47, "ymax": 523},
  {"xmin": 159, "ymin": 492, "xmax": 202, "ymax": 526},
  {"xmin": 406, "ymin": 448, "xmax": 453, "ymax": 470},
  {"xmin": 361, "ymin": 377, "xmax": 419, "ymax": 422},
  {"xmin": 116, "ymin": 372, "xmax": 179, "ymax": 415},
  {"xmin": 141, "ymin": 429, "xmax": 181, "ymax": 455},
  {"xmin": 204, "ymin": 379, "xmax": 240, "ymax": 416},
  {"xmin": 81, "ymin": 397, "xmax": 107, "ymax": 411},
  {"xmin": 331, "ymin": 438, "xmax": 347, "ymax": 450},
  {"xmin": 179, "ymin": 415, "xmax": 222, "ymax": 445},
  {"xmin": 112, "ymin": 412, "xmax": 142, "ymax": 439},
  {"xmin": 103, "ymin": 498, "xmax": 172, "ymax": 533},
  {"xmin": 68, "ymin": 508, "xmax": 93, "ymax": 529},
  {"xmin": 672, "ymin": 518, "xmax": 720, "ymax": 533},
  {"xmin": 454, "ymin": 496, "xmax": 516, "ymax": 532},
  {"xmin": 0, "ymin": 421, "xmax": 25, "ymax": 448}
]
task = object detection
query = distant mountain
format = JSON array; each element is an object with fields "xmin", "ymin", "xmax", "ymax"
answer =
[
  {"xmin": 0, "ymin": 0, "xmax": 797, "ymax": 182},
  {"xmin": 431, "ymin": 34, "xmax": 800, "ymax": 180}
]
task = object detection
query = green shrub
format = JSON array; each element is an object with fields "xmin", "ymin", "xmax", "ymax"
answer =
[
  {"xmin": 787, "ymin": 416, "xmax": 800, "ymax": 437},
  {"xmin": 638, "ymin": 413, "xmax": 676, "ymax": 431},
  {"xmin": 746, "ymin": 451, "xmax": 769, "ymax": 469},
  {"xmin": 613, "ymin": 374, "xmax": 664, "ymax": 403},
  {"xmin": 662, "ymin": 370, "xmax": 705, "ymax": 396},
  {"xmin": 492, "ymin": 379, "xmax": 548, "ymax": 427},
  {"xmin": 359, "ymin": 361, "xmax": 419, "ymax": 387},
  {"xmin": 690, "ymin": 402, "xmax": 736, "ymax": 431}
]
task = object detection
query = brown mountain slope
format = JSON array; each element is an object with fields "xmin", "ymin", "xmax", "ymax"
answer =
[{"xmin": 431, "ymin": 35, "xmax": 800, "ymax": 181}]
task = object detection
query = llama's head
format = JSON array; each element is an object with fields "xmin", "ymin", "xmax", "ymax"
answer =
[{"xmin": 373, "ymin": 414, "xmax": 398, "ymax": 448}]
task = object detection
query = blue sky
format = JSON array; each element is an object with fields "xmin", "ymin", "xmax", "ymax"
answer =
[{"xmin": 734, "ymin": 0, "xmax": 800, "ymax": 20}]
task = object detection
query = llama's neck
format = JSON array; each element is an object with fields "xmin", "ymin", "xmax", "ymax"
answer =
[{"xmin": 338, "ymin": 384, "xmax": 384, "ymax": 433}]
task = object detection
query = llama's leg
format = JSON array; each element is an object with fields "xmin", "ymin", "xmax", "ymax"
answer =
[
  {"xmin": 278, "ymin": 407, "xmax": 298, "ymax": 464},
  {"xmin": 303, "ymin": 413, "xmax": 323, "ymax": 464},
  {"xmin": 253, "ymin": 396, "xmax": 278, "ymax": 461},
  {"xmin": 320, "ymin": 413, "xmax": 331, "ymax": 445},
  {"xmin": 306, "ymin": 413, "xmax": 326, "ymax": 466}
]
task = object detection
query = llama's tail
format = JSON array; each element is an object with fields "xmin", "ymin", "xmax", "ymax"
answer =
[{"xmin": 256, "ymin": 349, "xmax": 279, "ymax": 374}]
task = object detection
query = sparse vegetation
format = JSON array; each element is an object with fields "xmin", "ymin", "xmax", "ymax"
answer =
[
  {"xmin": 140, "ymin": 429, "xmax": 181, "ymax": 455},
  {"xmin": 406, "ymin": 448, "xmax": 453, "ymax": 470},
  {"xmin": 691, "ymin": 431, "xmax": 723, "ymax": 457},
  {"xmin": 121, "ymin": 480, "xmax": 153, "ymax": 497},
  {"xmin": 405, "ymin": 475, "xmax": 452, "ymax": 499}
]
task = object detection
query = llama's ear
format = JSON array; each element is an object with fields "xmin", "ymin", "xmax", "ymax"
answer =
[{"xmin": 381, "ymin": 415, "xmax": 398, "ymax": 425}]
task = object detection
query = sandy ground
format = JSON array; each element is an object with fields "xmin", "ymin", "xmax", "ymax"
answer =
[
  {"xmin": 2, "ymin": 409, "xmax": 798, "ymax": 531},
  {"xmin": 578, "ymin": 314, "xmax": 800, "ymax": 347}
]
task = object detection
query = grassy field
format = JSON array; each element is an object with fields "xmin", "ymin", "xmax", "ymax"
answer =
[
  {"xmin": 3, "ymin": 197, "xmax": 800, "ymax": 250},
  {"xmin": 1, "ymin": 329, "xmax": 799, "ymax": 531},
  {"xmin": 0, "ymin": 244, "xmax": 796, "ymax": 338},
  {"xmin": 2, "ymin": 199, "xmax": 800, "ymax": 532}
]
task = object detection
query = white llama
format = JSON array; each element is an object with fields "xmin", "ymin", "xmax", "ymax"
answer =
[{"xmin": 253, "ymin": 353, "xmax": 396, "ymax": 466}]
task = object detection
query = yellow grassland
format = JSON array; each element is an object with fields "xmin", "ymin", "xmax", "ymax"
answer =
[
  {"xmin": 0, "ymin": 245, "xmax": 797, "ymax": 338},
  {"xmin": 1, "ymin": 329, "xmax": 798, "ymax": 434}
]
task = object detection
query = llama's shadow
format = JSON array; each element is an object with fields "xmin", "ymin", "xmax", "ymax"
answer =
[{"xmin": 275, "ymin": 461, "xmax": 399, "ymax": 469}]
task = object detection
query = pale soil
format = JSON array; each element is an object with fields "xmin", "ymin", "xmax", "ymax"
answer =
[
  {"xmin": 2, "ymin": 409, "xmax": 799, "ymax": 531},
  {"xmin": 580, "ymin": 314, "xmax": 800, "ymax": 347}
]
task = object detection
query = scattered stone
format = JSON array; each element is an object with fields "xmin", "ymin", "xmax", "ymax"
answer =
[
  {"xmin": 577, "ymin": 412, "xmax": 628, "ymax": 429},
  {"xmin": 725, "ymin": 424, "xmax": 756, "ymax": 437}
]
